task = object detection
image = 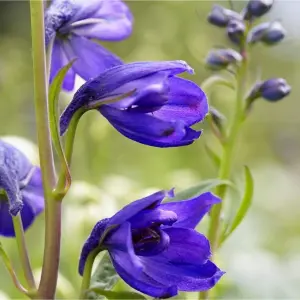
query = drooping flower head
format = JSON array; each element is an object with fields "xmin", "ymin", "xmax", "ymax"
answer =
[
  {"xmin": 45, "ymin": 0, "xmax": 133, "ymax": 91},
  {"xmin": 79, "ymin": 190, "xmax": 224, "ymax": 298},
  {"xmin": 60, "ymin": 61, "xmax": 209, "ymax": 148},
  {"xmin": 0, "ymin": 140, "xmax": 44, "ymax": 237}
]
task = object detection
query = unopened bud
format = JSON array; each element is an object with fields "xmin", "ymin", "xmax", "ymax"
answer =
[
  {"xmin": 247, "ymin": 21, "xmax": 286, "ymax": 45},
  {"xmin": 208, "ymin": 5, "xmax": 241, "ymax": 27},
  {"xmin": 205, "ymin": 49, "xmax": 242, "ymax": 70},
  {"xmin": 227, "ymin": 19, "xmax": 246, "ymax": 45},
  {"xmin": 244, "ymin": 0, "xmax": 274, "ymax": 20}
]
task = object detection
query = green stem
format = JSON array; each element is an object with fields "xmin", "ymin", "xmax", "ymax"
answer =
[
  {"xmin": 199, "ymin": 54, "xmax": 248, "ymax": 300},
  {"xmin": 79, "ymin": 250, "xmax": 98, "ymax": 299},
  {"xmin": 29, "ymin": 1, "xmax": 61, "ymax": 299},
  {"xmin": 0, "ymin": 242, "xmax": 29, "ymax": 295},
  {"xmin": 12, "ymin": 215, "xmax": 36, "ymax": 291}
]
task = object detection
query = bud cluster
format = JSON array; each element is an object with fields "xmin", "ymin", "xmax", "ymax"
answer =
[{"xmin": 205, "ymin": 0, "xmax": 290, "ymax": 106}]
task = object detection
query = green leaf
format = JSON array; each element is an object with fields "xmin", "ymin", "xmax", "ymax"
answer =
[
  {"xmin": 205, "ymin": 144, "xmax": 221, "ymax": 168},
  {"xmin": 87, "ymin": 253, "xmax": 119, "ymax": 299},
  {"xmin": 48, "ymin": 60, "xmax": 75, "ymax": 195},
  {"xmin": 221, "ymin": 166, "xmax": 254, "ymax": 244},
  {"xmin": 88, "ymin": 288, "xmax": 146, "ymax": 300},
  {"xmin": 170, "ymin": 179, "xmax": 232, "ymax": 202}
]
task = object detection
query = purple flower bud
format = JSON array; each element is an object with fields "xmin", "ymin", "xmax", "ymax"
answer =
[
  {"xmin": 227, "ymin": 19, "xmax": 246, "ymax": 45},
  {"xmin": 205, "ymin": 49, "xmax": 242, "ymax": 70},
  {"xmin": 247, "ymin": 21, "xmax": 286, "ymax": 45},
  {"xmin": 244, "ymin": 0, "xmax": 274, "ymax": 20},
  {"xmin": 247, "ymin": 78, "xmax": 291, "ymax": 103},
  {"xmin": 207, "ymin": 5, "xmax": 241, "ymax": 27}
]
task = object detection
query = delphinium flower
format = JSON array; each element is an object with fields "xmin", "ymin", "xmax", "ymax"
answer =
[
  {"xmin": 0, "ymin": 140, "xmax": 44, "ymax": 237},
  {"xmin": 45, "ymin": 0, "xmax": 133, "ymax": 91},
  {"xmin": 79, "ymin": 189, "xmax": 224, "ymax": 298},
  {"xmin": 60, "ymin": 61, "xmax": 209, "ymax": 148}
]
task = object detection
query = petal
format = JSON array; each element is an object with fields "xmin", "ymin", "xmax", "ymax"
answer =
[
  {"xmin": 141, "ymin": 257, "xmax": 224, "ymax": 292},
  {"xmin": 99, "ymin": 105, "xmax": 193, "ymax": 148},
  {"xmin": 159, "ymin": 227, "xmax": 211, "ymax": 265},
  {"xmin": 153, "ymin": 77, "xmax": 209, "ymax": 126},
  {"xmin": 129, "ymin": 208, "xmax": 177, "ymax": 229},
  {"xmin": 50, "ymin": 40, "xmax": 76, "ymax": 91},
  {"xmin": 106, "ymin": 222, "xmax": 143, "ymax": 273},
  {"xmin": 109, "ymin": 250, "xmax": 178, "ymax": 298},
  {"xmin": 78, "ymin": 218, "xmax": 110, "ymax": 275},
  {"xmin": 70, "ymin": 0, "xmax": 133, "ymax": 41},
  {"xmin": 63, "ymin": 35, "xmax": 122, "ymax": 82},
  {"xmin": 108, "ymin": 190, "xmax": 173, "ymax": 226},
  {"xmin": 160, "ymin": 192, "xmax": 221, "ymax": 229},
  {"xmin": 138, "ymin": 228, "xmax": 224, "ymax": 291},
  {"xmin": 59, "ymin": 60, "xmax": 192, "ymax": 135}
]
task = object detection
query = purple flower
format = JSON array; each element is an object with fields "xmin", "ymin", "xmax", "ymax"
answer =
[
  {"xmin": 45, "ymin": 0, "xmax": 133, "ymax": 91},
  {"xmin": 205, "ymin": 49, "xmax": 242, "ymax": 70},
  {"xmin": 207, "ymin": 5, "xmax": 241, "ymax": 28},
  {"xmin": 60, "ymin": 61, "xmax": 208, "ymax": 148},
  {"xmin": 79, "ymin": 190, "xmax": 224, "ymax": 298},
  {"xmin": 0, "ymin": 140, "xmax": 44, "ymax": 237},
  {"xmin": 244, "ymin": 0, "xmax": 274, "ymax": 20}
]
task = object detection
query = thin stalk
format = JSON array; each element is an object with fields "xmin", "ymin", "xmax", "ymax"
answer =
[
  {"xmin": 79, "ymin": 250, "xmax": 98, "ymax": 299},
  {"xmin": 199, "ymin": 52, "xmax": 248, "ymax": 300},
  {"xmin": 12, "ymin": 215, "xmax": 36, "ymax": 291},
  {"xmin": 29, "ymin": 1, "xmax": 61, "ymax": 299},
  {"xmin": 0, "ymin": 242, "xmax": 29, "ymax": 295}
]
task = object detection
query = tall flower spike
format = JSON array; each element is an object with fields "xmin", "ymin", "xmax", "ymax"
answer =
[
  {"xmin": 0, "ymin": 140, "xmax": 44, "ymax": 237},
  {"xmin": 45, "ymin": 0, "xmax": 133, "ymax": 91},
  {"xmin": 60, "ymin": 61, "xmax": 209, "ymax": 148},
  {"xmin": 79, "ymin": 190, "xmax": 224, "ymax": 298}
]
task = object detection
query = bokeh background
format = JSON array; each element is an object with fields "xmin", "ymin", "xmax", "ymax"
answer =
[{"xmin": 0, "ymin": 0, "xmax": 300, "ymax": 298}]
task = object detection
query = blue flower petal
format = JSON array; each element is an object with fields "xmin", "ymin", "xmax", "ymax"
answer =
[
  {"xmin": 139, "ymin": 228, "xmax": 224, "ymax": 291},
  {"xmin": 70, "ymin": 0, "xmax": 133, "ymax": 41},
  {"xmin": 152, "ymin": 77, "xmax": 208, "ymax": 126},
  {"xmin": 59, "ymin": 60, "xmax": 192, "ymax": 135},
  {"xmin": 64, "ymin": 35, "xmax": 123, "ymax": 82},
  {"xmin": 108, "ymin": 190, "xmax": 173, "ymax": 226},
  {"xmin": 99, "ymin": 105, "xmax": 193, "ymax": 147},
  {"xmin": 160, "ymin": 192, "xmax": 221, "ymax": 229},
  {"xmin": 50, "ymin": 40, "xmax": 76, "ymax": 91}
]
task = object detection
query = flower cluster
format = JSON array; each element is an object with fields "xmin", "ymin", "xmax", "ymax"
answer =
[
  {"xmin": 206, "ymin": 0, "xmax": 290, "ymax": 105},
  {"xmin": 79, "ymin": 190, "xmax": 224, "ymax": 298},
  {"xmin": 0, "ymin": 140, "xmax": 44, "ymax": 237}
]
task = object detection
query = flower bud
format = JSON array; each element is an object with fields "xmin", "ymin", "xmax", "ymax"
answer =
[
  {"xmin": 205, "ymin": 49, "xmax": 242, "ymax": 70},
  {"xmin": 247, "ymin": 78, "xmax": 291, "ymax": 103},
  {"xmin": 227, "ymin": 19, "xmax": 246, "ymax": 45},
  {"xmin": 208, "ymin": 5, "xmax": 241, "ymax": 27},
  {"xmin": 247, "ymin": 21, "xmax": 286, "ymax": 45},
  {"xmin": 244, "ymin": 0, "xmax": 274, "ymax": 20}
]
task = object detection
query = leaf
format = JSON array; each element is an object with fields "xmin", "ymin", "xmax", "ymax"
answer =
[
  {"xmin": 169, "ymin": 179, "xmax": 232, "ymax": 202},
  {"xmin": 205, "ymin": 144, "xmax": 221, "ymax": 168},
  {"xmin": 87, "ymin": 253, "xmax": 119, "ymax": 299},
  {"xmin": 220, "ymin": 166, "xmax": 254, "ymax": 244},
  {"xmin": 48, "ymin": 60, "xmax": 75, "ymax": 195},
  {"xmin": 88, "ymin": 288, "xmax": 146, "ymax": 300}
]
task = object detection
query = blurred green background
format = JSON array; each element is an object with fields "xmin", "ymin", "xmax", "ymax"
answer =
[{"xmin": 0, "ymin": 0, "xmax": 300, "ymax": 298}]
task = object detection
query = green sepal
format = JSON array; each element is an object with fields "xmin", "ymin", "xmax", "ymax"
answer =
[
  {"xmin": 48, "ymin": 59, "xmax": 76, "ymax": 197},
  {"xmin": 220, "ymin": 166, "xmax": 254, "ymax": 244},
  {"xmin": 87, "ymin": 288, "xmax": 147, "ymax": 300}
]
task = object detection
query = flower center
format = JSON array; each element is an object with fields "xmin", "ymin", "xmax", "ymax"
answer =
[{"xmin": 132, "ymin": 227, "xmax": 170, "ymax": 256}]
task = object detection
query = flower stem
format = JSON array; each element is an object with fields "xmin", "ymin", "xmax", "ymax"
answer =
[
  {"xmin": 79, "ymin": 250, "xmax": 98, "ymax": 299},
  {"xmin": 0, "ymin": 241, "xmax": 29, "ymax": 295},
  {"xmin": 12, "ymin": 214, "xmax": 36, "ymax": 291},
  {"xmin": 199, "ymin": 53, "xmax": 248, "ymax": 300},
  {"xmin": 29, "ymin": 1, "xmax": 61, "ymax": 299}
]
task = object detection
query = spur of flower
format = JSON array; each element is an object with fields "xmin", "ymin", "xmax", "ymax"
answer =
[
  {"xmin": 79, "ymin": 189, "xmax": 224, "ymax": 298},
  {"xmin": 0, "ymin": 140, "xmax": 44, "ymax": 237},
  {"xmin": 60, "ymin": 60, "xmax": 209, "ymax": 148},
  {"xmin": 45, "ymin": 0, "xmax": 133, "ymax": 91}
]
